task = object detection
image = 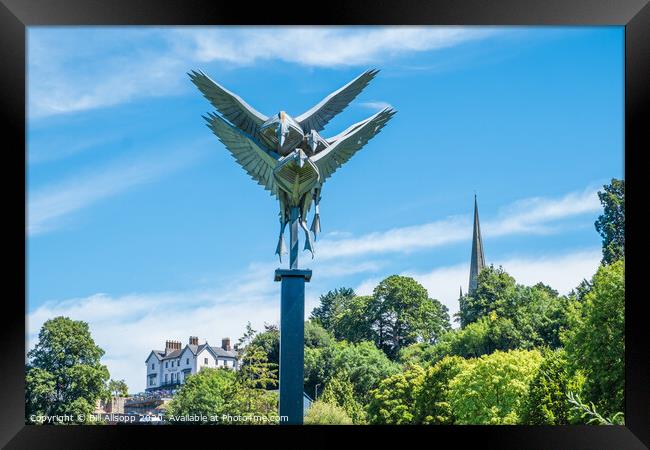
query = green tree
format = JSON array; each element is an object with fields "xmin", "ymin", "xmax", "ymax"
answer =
[
  {"xmin": 310, "ymin": 287, "xmax": 355, "ymax": 330},
  {"xmin": 371, "ymin": 275, "xmax": 451, "ymax": 358},
  {"xmin": 511, "ymin": 285, "xmax": 573, "ymax": 350},
  {"xmin": 522, "ymin": 349, "xmax": 584, "ymax": 425},
  {"xmin": 417, "ymin": 313, "xmax": 521, "ymax": 363},
  {"xmin": 330, "ymin": 295, "xmax": 375, "ymax": 343},
  {"xmin": 320, "ymin": 372, "xmax": 366, "ymax": 424},
  {"xmin": 304, "ymin": 340, "xmax": 399, "ymax": 405},
  {"xmin": 416, "ymin": 356, "xmax": 467, "ymax": 424},
  {"xmin": 595, "ymin": 178, "xmax": 624, "ymax": 264},
  {"xmin": 367, "ymin": 364, "xmax": 425, "ymax": 424},
  {"xmin": 562, "ymin": 260, "xmax": 625, "ymax": 417},
  {"xmin": 107, "ymin": 379, "xmax": 128, "ymax": 398},
  {"xmin": 456, "ymin": 267, "xmax": 572, "ymax": 351},
  {"xmin": 366, "ymin": 356, "xmax": 467, "ymax": 425},
  {"xmin": 449, "ymin": 349, "xmax": 543, "ymax": 424},
  {"xmin": 304, "ymin": 400, "xmax": 353, "ymax": 425},
  {"xmin": 457, "ymin": 265, "xmax": 517, "ymax": 327},
  {"xmin": 304, "ymin": 320, "xmax": 334, "ymax": 349},
  {"xmin": 249, "ymin": 320, "xmax": 333, "ymax": 367},
  {"xmin": 398, "ymin": 342, "xmax": 435, "ymax": 367},
  {"xmin": 166, "ymin": 368, "xmax": 238, "ymax": 424},
  {"xmin": 26, "ymin": 317, "xmax": 110, "ymax": 424},
  {"xmin": 249, "ymin": 323, "xmax": 279, "ymax": 366},
  {"xmin": 236, "ymin": 328, "xmax": 279, "ymax": 414}
]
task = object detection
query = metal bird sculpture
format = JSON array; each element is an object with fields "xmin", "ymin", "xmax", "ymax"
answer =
[{"xmin": 190, "ymin": 69, "xmax": 396, "ymax": 267}]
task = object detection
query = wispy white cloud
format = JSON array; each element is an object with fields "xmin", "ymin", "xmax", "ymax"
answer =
[
  {"xmin": 28, "ymin": 134, "xmax": 119, "ymax": 164},
  {"xmin": 27, "ymin": 145, "xmax": 206, "ymax": 235},
  {"xmin": 358, "ymin": 101, "xmax": 393, "ymax": 111},
  {"xmin": 358, "ymin": 248, "xmax": 602, "ymax": 326},
  {"xmin": 484, "ymin": 188, "xmax": 602, "ymax": 236},
  {"xmin": 31, "ymin": 55, "xmax": 184, "ymax": 118},
  {"xmin": 178, "ymin": 27, "xmax": 496, "ymax": 67},
  {"xmin": 317, "ymin": 187, "xmax": 600, "ymax": 260},
  {"xmin": 29, "ymin": 27, "xmax": 498, "ymax": 118}
]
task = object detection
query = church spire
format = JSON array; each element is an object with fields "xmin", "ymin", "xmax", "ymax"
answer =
[{"xmin": 468, "ymin": 194, "xmax": 485, "ymax": 295}]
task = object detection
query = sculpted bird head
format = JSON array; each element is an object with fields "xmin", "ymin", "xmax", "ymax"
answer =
[
  {"xmin": 306, "ymin": 130, "xmax": 319, "ymax": 153},
  {"xmin": 260, "ymin": 111, "xmax": 304, "ymax": 156},
  {"xmin": 292, "ymin": 148, "xmax": 307, "ymax": 168}
]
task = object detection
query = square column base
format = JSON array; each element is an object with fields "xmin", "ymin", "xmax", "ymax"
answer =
[{"xmin": 274, "ymin": 268, "xmax": 312, "ymax": 424}]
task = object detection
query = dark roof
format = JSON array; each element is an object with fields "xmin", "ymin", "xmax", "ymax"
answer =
[
  {"xmin": 161, "ymin": 349, "xmax": 183, "ymax": 359},
  {"xmin": 210, "ymin": 346, "xmax": 237, "ymax": 358},
  {"xmin": 155, "ymin": 343, "xmax": 237, "ymax": 360}
]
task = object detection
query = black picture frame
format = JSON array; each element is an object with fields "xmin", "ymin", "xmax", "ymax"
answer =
[{"xmin": 2, "ymin": 0, "xmax": 647, "ymax": 447}]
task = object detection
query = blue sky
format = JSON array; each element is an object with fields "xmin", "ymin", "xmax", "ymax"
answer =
[{"xmin": 26, "ymin": 26, "xmax": 623, "ymax": 392}]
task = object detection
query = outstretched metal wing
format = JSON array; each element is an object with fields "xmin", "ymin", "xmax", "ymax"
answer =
[
  {"xmin": 204, "ymin": 112, "xmax": 280, "ymax": 196},
  {"xmin": 311, "ymin": 107, "xmax": 396, "ymax": 182},
  {"xmin": 295, "ymin": 69, "xmax": 379, "ymax": 134},
  {"xmin": 190, "ymin": 70, "xmax": 268, "ymax": 137}
]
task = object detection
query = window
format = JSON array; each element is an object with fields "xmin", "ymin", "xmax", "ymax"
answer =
[
  {"xmin": 204, "ymin": 357, "xmax": 208, "ymax": 364},
  {"xmin": 165, "ymin": 374, "xmax": 168, "ymax": 383},
  {"xmin": 151, "ymin": 363, "xmax": 155, "ymax": 370},
  {"xmin": 186, "ymin": 358, "xmax": 189, "ymax": 365},
  {"xmin": 165, "ymin": 362, "xmax": 168, "ymax": 368}
]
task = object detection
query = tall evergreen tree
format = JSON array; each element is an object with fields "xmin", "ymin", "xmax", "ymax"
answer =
[
  {"xmin": 310, "ymin": 287, "xmax": 355, "ymax": 331},
  {"xmin": 595, "ymin": 178, "xmax": 624, "ymax": 264}
]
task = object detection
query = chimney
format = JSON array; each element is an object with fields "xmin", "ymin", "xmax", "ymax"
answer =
[
  {"xmin": 221, "ymin": 337, "xmax": 232, "ymax": 351},
  {"xmin": 189, "ymin": 336, "xmax": 198, "ymax": 346},
  {"xmin": 166, "ymin": 340, "xmax": 182, "ymax": 354}
]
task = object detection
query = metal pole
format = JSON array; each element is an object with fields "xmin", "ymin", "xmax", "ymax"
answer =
[
  {"xmin": 289, "ymin": 206, "xmax": 299, "ymax": 270},
  {"xmin": 274, "ymin": 268, "xmax": 311, "ymax": 425}
]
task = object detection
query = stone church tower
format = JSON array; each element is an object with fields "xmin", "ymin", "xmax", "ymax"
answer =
[{"xmin": 468, "ymin": 195, "xmax": 486, "ymax": 295}]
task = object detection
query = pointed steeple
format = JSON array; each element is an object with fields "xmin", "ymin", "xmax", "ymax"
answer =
[
  {"xmin": 459, "ymin": 286, "xmax": 463, "ymax": 298},
  {"xmin": 468, "ymin": 194, "xmax": 485, "ymax": 295}
]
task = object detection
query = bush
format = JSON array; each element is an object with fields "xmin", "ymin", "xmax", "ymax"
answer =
[{"xmin": 304, "ymin": 400, "xmax": 353, "ymax": 425}]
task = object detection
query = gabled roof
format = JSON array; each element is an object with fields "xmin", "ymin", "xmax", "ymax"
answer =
[
  {"xmin": 149, "ymin": 342, "xmax": 238, "ymax": 362},
  {"xmin": 145, "ymin": 350, "xmax": 164, "ymax": 363},
  {"xmin": 195, "ymin": 342, "xmax": 238, "ymax": 359}
]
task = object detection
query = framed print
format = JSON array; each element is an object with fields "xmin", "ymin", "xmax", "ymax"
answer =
[{"xmin": 2, "ymin": 0, "xmax": 648, "ymax": 447}]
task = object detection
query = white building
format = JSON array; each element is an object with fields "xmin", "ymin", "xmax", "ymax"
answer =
[{"xmin": 145, "ymin": 336, "xmax": 238, "ymax": 391}]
